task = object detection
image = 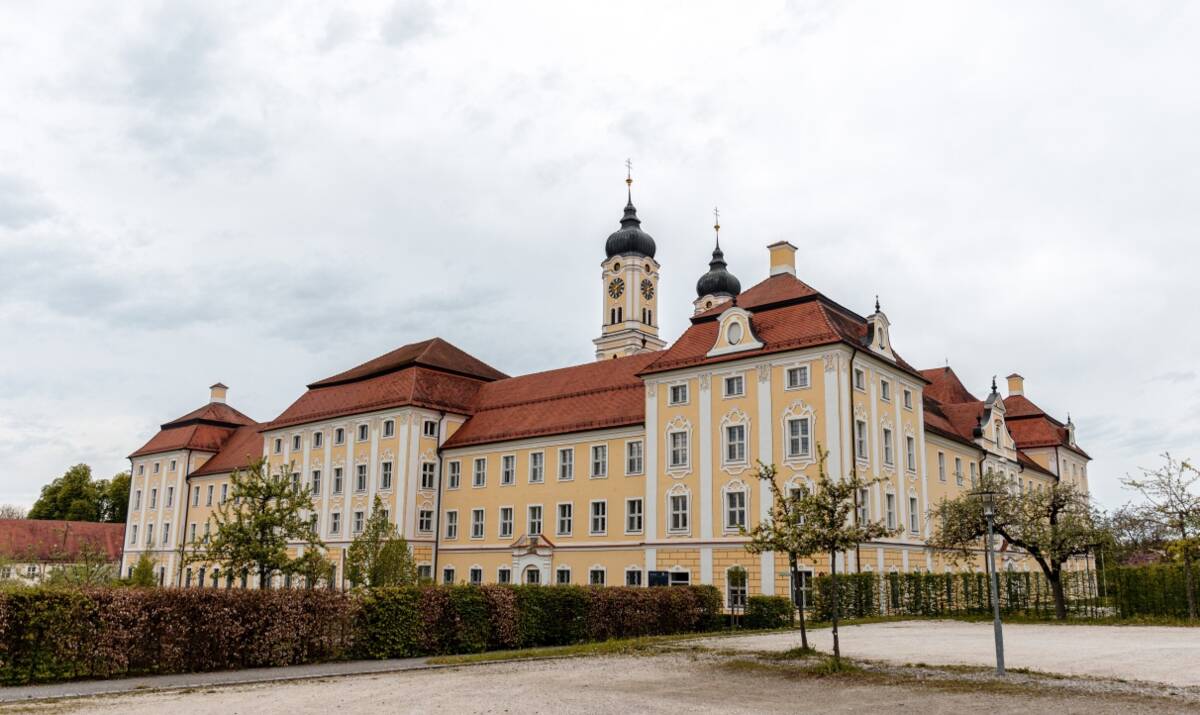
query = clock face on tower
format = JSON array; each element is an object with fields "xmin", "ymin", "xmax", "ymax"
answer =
[
  {"xmin": 640, "ymin": 279, "xmax": 654, "ymax": 300},
  {"xmin": 608, "ymin": 278, "xmax": 625, "ymax": 299}
]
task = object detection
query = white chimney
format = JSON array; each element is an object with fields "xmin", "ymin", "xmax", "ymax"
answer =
[{"xmin": 209, "ymin": 382, "xmax": 228, "ymax": 403}]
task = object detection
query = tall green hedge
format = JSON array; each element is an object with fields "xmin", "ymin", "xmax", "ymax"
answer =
[
  {"xmin": 1108, "ymin": 564, "xmax": 1194, "ymax": 619},
  {"xmin": 0, "ymin": 585, "xmax": 723, "ymax": 683}
]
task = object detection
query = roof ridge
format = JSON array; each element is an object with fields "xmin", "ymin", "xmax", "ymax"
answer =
[{"xmin": 474, "ymin": 382, "xmax": 643, "ymax": 413}]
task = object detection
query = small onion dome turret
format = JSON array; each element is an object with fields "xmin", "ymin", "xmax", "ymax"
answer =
[
  {"xmin": 696, "ymin": 242, "xmax": 741, "ymax": 298},
  {"xmin": 605, "ymin": 196, "xmax": 657, "ymax": 259}
]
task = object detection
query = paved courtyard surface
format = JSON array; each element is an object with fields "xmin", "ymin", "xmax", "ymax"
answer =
[
  {"xmin": 700, "ymin": 620, "xmax": 1200, "ymax": 686},
  {"xmin": 8, "ymin": 653, "xmax": 1193, "ymax": 715}
]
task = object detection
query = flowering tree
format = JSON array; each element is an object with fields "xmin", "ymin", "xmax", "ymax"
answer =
[{"xmin": 1122, "ymin": 454, "xmax": 1200, "ymax": 620}]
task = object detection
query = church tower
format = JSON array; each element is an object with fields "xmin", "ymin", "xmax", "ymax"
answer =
[{"xmin": 593, "ymin": 166, "xmax": 666, "ymax": 360}]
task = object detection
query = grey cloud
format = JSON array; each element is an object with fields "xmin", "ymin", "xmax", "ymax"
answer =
[
  {"xmin": 123, "ymin": 4, "xmax": 219, "ymax": 114},
  {"xmin": 380, "ymin": 0, "xmax": 436, "ymax": 47},
  {"xmin": 0, "ymin": 175, "xmax": 54, "ymax": 229}
]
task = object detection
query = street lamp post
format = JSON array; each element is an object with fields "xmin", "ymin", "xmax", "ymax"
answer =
[{"xmin": 976, "ymin": 487, "xmax": 1006, "ymax": 676}]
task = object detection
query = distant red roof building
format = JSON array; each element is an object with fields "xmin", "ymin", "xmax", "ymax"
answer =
[{"xmin": 0, "ymin": 520, "xmax": 124, "ymax": 562}]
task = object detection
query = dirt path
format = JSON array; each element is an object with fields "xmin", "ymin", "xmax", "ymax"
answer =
[
  {"xmin": 699, "ymin": 620, "xmax": 1200, "ymax": 686},
  {"xmin": 10, "ymin": 653, "xmax": 1192, "ymax": 715}
]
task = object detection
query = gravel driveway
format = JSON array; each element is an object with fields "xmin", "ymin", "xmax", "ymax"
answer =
[{"xmin": 701, "ymin": 620, "xmax": 1200, "ymax": 686}]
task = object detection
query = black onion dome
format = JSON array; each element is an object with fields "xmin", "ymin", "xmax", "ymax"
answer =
[
  {"xmin": 696, "ymin": 243, "xmax": 741, "ymax": 298},
  {"xmin": 605, "ymin": 197, "xmax": 657, "ymax": 259}
]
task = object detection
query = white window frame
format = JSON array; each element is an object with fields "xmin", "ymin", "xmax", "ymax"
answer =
[
  {"xmin": 313, "ymin": 431, "xmax": 323, "ymax": 448},
  {"xmin": 785, "ymin": 365, "xmax": 810, "ymax": 390},
  {"xmin": 903, "ymin": 389, "xmax": 913, "ymax": 410},
  {"xmin": 557, "ymin": 502, "xmax": 573, "ymax": 536},
  {"xmin": 529, "ymin": 451, "xmax": 544, "ymax": 483},
  {"xmin": 471, "ymin": 508, "xmax": 485, "ymax": 539},
  {"xmin": 423, "ymin": 419, "xmax": 438, "ymax": 438},
  {"xmin": 724, "ymin": 423, "xmax": 747, "ymax": 465},
  {"xmin": 330, "ymin": 512, "xmax": 341, "ymax": 534},
  {"xmin": 383, "ymin": 419, "xmax": 395, "ymax": 438},
  {"xmin": 955, "ymin": 457, "xmax": 964, "ymax": 486},
  {"xmin": 355, "ymin": 464, "xmax": 368, "ymax": 492},
  {"xmin": 855, "ymin": 419, "xmax": 868, "ymax": 461},
  {"xmin": 909, "ymin": 495, "xmax": 920, "ymax": 533},
  {"xmin": 334, "ymin": 427, "xmax": 345, "ymax": 445},
  {"xmin": 938, "ymin": 451, "xmax": 947, "ymax": 482},
  {"xmin": 723, "ymin": 374, "xmax": 745, "ymax": 398},
  {"xmin": 625, "ymin": 440, "xmax": 644, "ymax": 475},
  {"xmin": 880, "ymin": 379, "xmax": 891, "ymax": 402},
  {"xmin": 785, "ymin": 416, "xmax": 811, "ymax": 459},
  {"xmin": 668, "ymin": 429, "xmax": 690, "ymax": 469},
  {"xmin": 558, "ymin": 448, "xmax": 574, "ymax": 481},
  {"xmin": 669, "ymin": 491, "xmax": 690, "ymax": 533},
  {"xmin": 556, "ymin": 566, "xmax": 571, "ymax": 585},
  {"xmin": 590, "ymin": 444, "xmax": 608, "ymax": 478},
  {"xmin": 448, "ymin": 460, "xmax": 461, "ymax": 489},
  {"xmin": 668, "ymin": 383, "xmax": 689, "ymax": 405},
  {"xmin": 724, "ymin": 488, "xmax": 747, "ymax": 532},
  {"xmin": 885, "ymin": 493, "xmax": 896, "ymax": 531},
  {"xmin": 589, "ymin": 499, "xmax": 607, "ymax": 536},
  {"xmin": 501, "ymin": 454, "xmax": 516, "ymax": 485},
  {"xmin": 589, "ymin": 567, "xmax": 607, "ymax": 586},
  {"xmin": 357, "ymin": 424, "xmax": 369, "ymax": 441},
  {"xmin": 882, "ymin": 427, "xmax": 894, "ymax": 466},
  {"xmin": 381, "ymin": 460, "xmax": 394, "ymax": 490},
  {"xmin": 353, "ymin": 510, "xmax": 365, "ymax": 534},
  {"xmin": 418, "ymin": 509, "xmax": 433, "ymax": 533},
  {"xmin": 473, "ymin": 457, "xmax": 486, "ymax": 487},
  {"xmin": 333, "ymin": 466, "xmax": 344, "ymax": 494},
  {"xmin": 625, "ymin": 567, "xmax": 643, "ymax": 586},
  {"xmin": 905, "ymin": 435, "xmax": 917, "ymax": 473},
  {"xmin": 444, "ymin": 510, "xmax": 458, "ymax": 539},
  {"xmin": 527, "ymin": 504, "xmax": 543, "ymax": 536},
  {"xmin": 499, "ymin": 506, "xmax": 514, "ymax": 539},
  {"xmin": 625, "ymin": 497, "xmax": 644, "ymax": 534},
  {"xmin": 853, "ymin": 367, "xmax": 866, "ymax": 391}
]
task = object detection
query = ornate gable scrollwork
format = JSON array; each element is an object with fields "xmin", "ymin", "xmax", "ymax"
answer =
[{"xmin": 779, "ymin": 400, "xmax": 817, "ymax": 471}]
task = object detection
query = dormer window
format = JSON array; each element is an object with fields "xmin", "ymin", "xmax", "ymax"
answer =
[
  {"xmin": 727, "ymin": 322, "xmax": 743, "ymax": 345},
  {"xmin": 707, "ymin": 307, "xmax": 763, "ymax": 358}
]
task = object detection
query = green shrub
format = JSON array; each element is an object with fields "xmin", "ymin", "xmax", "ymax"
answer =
[{"xmin": 743, "ymin": 596, "xmax": 793, "ymax": 629}]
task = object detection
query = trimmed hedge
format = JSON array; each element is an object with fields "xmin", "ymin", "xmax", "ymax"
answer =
[
  {"xmin": 1108, "ymin": 564, "xmax": 1195, "ymax": 619},
  {"xmin": 0, "ymin": 585, "xmax": 722, "ymax": 683},
  {"xmin": 742, "ymin": 596, "xmax": 793, "ymax": 629}
]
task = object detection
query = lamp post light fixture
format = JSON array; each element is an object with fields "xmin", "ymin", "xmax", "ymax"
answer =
[{"xmin": 973, "ymin": 486, "xmax": 1006, "ymax": 676}]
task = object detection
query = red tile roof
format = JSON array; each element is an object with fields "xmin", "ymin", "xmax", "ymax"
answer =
[
  {"xmin": 922, "ymin": 397, "xmax": 979, "ymax": 448},
  {"xmin": 163, "ymin": 402, "xmax": 255, "ymax": 428},
  {"xmin": 444, "ymin": 352, "xmax": 660, "ymax": 448},
  {"xmin": 1016, "ymin": 449, "xmax": 1055, "ymax": 477},
  {"xmin": 309, "ymin": 337, "xmax": 506, "ymax": 387},
  {"xmin": 920, "ymin": 367, "xmax": 980, "ymax": 405},
  {"xmin": 0, "ymin": 520, "xmax": 124, "ymax": 562},
  {"xmin": 191, "ymin": 424, "xmax": 265, "ymax": 477},
  {"xmin": 129, "ymin": 399, "xmax": 256, "ymax": 459},
  {"xmin": 641, "ymin": 274, "xmax": 925, "ymax": 380}
]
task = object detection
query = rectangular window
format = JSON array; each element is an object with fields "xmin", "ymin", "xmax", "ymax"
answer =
[
  {"xmin": 473, "ymin": 458, "xmax": 486, "ymax": 487},
  {"xmin": 725, "ymin": 424, "xmax": 746, "ymax": 463},
  {"xmin": 150, "ymin": 488, "xmax": 157, "ymax": 508},
  {"xmin": 220, "ymin": 483, "xmax": 228, "ymax": 503},
  {"xmin": 626, "ymin": 569, "xmax": 643, "ymax": 586},
  {"xmin": 906, "ymin": 436, "xmax": 917, "ymax": 472},
  {"xmin": 497, "ymin": 567, "xmax": 511, "ymax": 584},
  {"xmin": 903, "ymin": 389, "xmax": 913, "ymax": 410},
  {"xmin": 854, "ymin": 368, "xmax": 866, "ymax": 390},
  {"xmin": 591, "ymin": 445, "xmax": 608, "ymax": 478},
  {"xmin": 786, "ymin": 365, "xmax": 809, "ymax": 389},
  {"xmin": 669, "ymin": 383, "xmax": 689, "ymax": 405},
  {"xmin": 146, "ymin": 523, "xmax": 154, "ymax": 545},
  {"xmin": 786, "ymin": 417, "xmax": 811, "ymax": 458},
  {"xmin": 357, "ymin": 424, "xmax": 369, "ymax": 441},
  {"xmin": 169, "ymin": 459, "xmax": 176, "ymax": 472},
  {"xmin": 625, "ymin": 498, "xmax": 643, "ymax": 533},
  {"xmin": 589, "ymin": 568, "xmax": 606, "ymax": 586},
  {"xmin": 137, "ymin": 464, "xmax": 144, "ymax": 476},
  {"xmin": 558, "ymin": 448, "xmax": 574, "ymax": 480},
  {"xmin": 855, "ymin": 420, "xmax": 868, "ymax": 460},
  {"xmin": 727, "ymin": 568, "xmax": 748, "ymax": 608},
  {"xmin": 556, "ymin": 567, "xmax": 571, "ymax": 585},
  {"xmin": 469, "ymin": 567, "xmax": 482, "ymax": 585},
  {"xmin": 189, "ymin": 523, "xmax": 196, "ymax": 543},
  {"xmin": 938, "ymin": 452, "xmax": 946, "ymax": 482},
  {"xmin": 882, "ymin": 427, "xmax": 894, "ymax": 466},
  {"xmin": 443, "ymin": 567, "xmax": 455, "ymax": 585},
  {"xmin": 383, "ymin": 419, "xmax": 395, "ymax": 438},
  {"xmin": 528, "ymin": 505, "xmax": 543, "ymax": 535},
  {"xmin": 670, "ymin": 493, "xmax": 689, "ymax": 532},
  {"xmin": 501, "ymin": 455, "xmax": 515, "ymax": 485},
  {"xmin": 292, "ymin": 434, "xmax": 302, "ymax": 451},
  {"xmin": 274, "ymin": 438, "xmax": 283, "ymax": 454},
  {"xmin": 955, "ymin": 457, "xmax": 964, "ymax": 486},
  {"xmin": 557, "ymin": 502, "xmax": 573, "ymax": 536},
  {"xmin": 471, "ymin": 508, "xmax": 484, "ymax": 539},
  {"xmin": 420, "ymin": 462, "xmax": 436, "ymax": 490},
  {"xmin": 330, "ymin": 512, "xmax": 341, "ymax": 534},
  {"xmin": 970, "ymin": 462, "xmax": 978, "ymax": 487},
  {"xmin": 206, "ymin": 485, "xmax": 213, "ymax": 506},
  {"xmin": 529, "ymin": 452, "xmax": 544, "ymax": 483},
  {"xmin": 725, "ymin": 490, "xmax": 746, "ymax": 531},
  {"xmin": 134, "ymin": 489, "xmax": 142, "ymax": 510},
  {"xmin": 499, "ymin": 507, "xmax": 514, "ymax": 538},
  {"xmin": 448, "ymin": 460, "xmax": 461, "ymax": 489},
  {"xmin": 909, "ymin": 496, "xmax": 919, "ymax": 533},
  {"xmin": 423, "ymin": 420, "xmax": 438, "ymax": 438},
  {"xmin": 381, "ymin": 461, "xmax": 394, "ymax": 490},
  {"xmin": 856, "ymin": 488, "xmax": 869, "ymax": 524},
  {"xmin": 445, "ymin": 510, "xmax": 458, "ymax": 539},
  {"xmin": 880, "ymin": 379, "xmax": 891, "ymax": 401},
  {"xmin": 333, "ymin": 467, "xmax": 344, "ymax": 494},
  {"xmin": 192, "ymin": 486, "xmax": 199, "ymax": 506},
  {"xmin": 161, "ymin": 522, "xmax": 171, "ymax": 545},
  {"xmin": 154, "ymin": 461, "xmax": 161, "ymax": 474},
  {"xmin": 291, "ymin": 471, "xmax": 301, "ymax": 492},
  {"xmin": 311, "ymin": 470, "xmax": 321, "ymax": 496},
  {"xmin": 130, "ymin": 524, "xmax": 138, "ymax": 544},
  {"xmin": 669, "ymin": 431, "xmax": 689, "ymax": 468},
  {"xmin": 334, "ymin": 427, "xmax": 345, "ymax": 445},
  {"xmin": 590, "ymin": 500, "xmax": 607, "ymax": 535},
  {"xmin": 355, "ymin": 464, "xmax": 367, "ymax": 492},
  {"xmin": 313, "ymin": 431, "xmax": 323, "ymax": 448},
  {"xmin": 886, "ymin": 494, "xmax": 896, "ymax": 530},
  {"xmin": 669, "ymin": 571, "xmax": 690, "ymax": 587},
  {"xmin": 353, "ymin": 511, "xmax": 364, "ymax": 534},
  {"xmin": 416, "ymin": 564, "xmax": 432, "ymax": 582},
  {"xmin": 418, "ymin": 509, "xmax": 433, "ymax": 533},
  {"xmin": 625, "ymin": 441, "xmax": 643, "ymax": 475},
  {"xmin": 723, "ymin": 375, "xmax": 745, "ymax": 397}
]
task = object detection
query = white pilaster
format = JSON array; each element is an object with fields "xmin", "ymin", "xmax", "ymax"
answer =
[
  {"xmin": 645, "ymin": 383, "xmax": 658, "ymax": 542},
  {"xmin": 699, "ymin": 375, "xmax": 713, "ymax": 540},
  {"xmin": 700, "ymin": 547, "xmax": 713, "ymax": 584}
]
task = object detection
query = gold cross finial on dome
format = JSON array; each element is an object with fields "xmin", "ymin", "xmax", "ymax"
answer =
[{"xmin": 713, "ymin": 206, "xmax": 721, "ymax": 249}]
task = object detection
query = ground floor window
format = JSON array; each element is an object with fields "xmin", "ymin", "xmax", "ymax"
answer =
[
  {"xmin": 625, "ymin": 568, "xmax": 642, "ymax": 586},
  {"xmin": 556, "ymin": 567, "xmax": 571, "ymax": 584},
  {"xmin": 792, "ymin": 570, "xmax": 813, "ymax": 609},
  {"xmin": 497, "ymin": 566, "xmax": 511, "ymax": 584},
  {"xmin": 589, "ymin": 568, "xmax": 606, "ymax": 586},
  {"xmin": 524, "ymin": 566, "xmax": 541, "ymax": 585},
  {"xmin": 443, "ymin": 567, "xmax": 455, "ymax": 584},
  {"xmin": 669, "ymin": 570, "xmax": 690, "ymax": 586},
  {"xmin": 469, "ymin": 567, "xmax": 482, "ymax": 585},
  {"xmin": 727, "ymin": 567, "xmax": 748, "ymax": 609}
]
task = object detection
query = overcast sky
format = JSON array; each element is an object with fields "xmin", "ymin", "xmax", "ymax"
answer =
[{"xmin": 1, "ymin": 1, "xmax": 1196, "ymax": 511}]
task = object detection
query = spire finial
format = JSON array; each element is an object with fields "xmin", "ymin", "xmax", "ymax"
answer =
[
  {"xmin": 991, "ymin": 375, "xmax": 998, "ymax": 394},
  {"xmin": 625, "ymin": 158, "xmax": 633, "ymax": 203},
  {"xmin": 875, "ymin": 294, "xmax": 880, "ymax": 313},
  {"xmin": 713, "ymin": 206, "xmax": 721, "ymax": 249}
]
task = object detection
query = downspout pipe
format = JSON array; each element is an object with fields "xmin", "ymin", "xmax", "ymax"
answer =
[{"xmin": 431, "ymin": 411, "xmax": 447, "ymax": 581}]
